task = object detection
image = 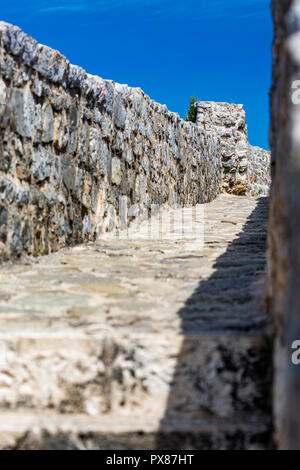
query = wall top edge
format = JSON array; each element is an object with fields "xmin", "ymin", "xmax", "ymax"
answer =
[{"xmin": 0, "ymin": 20, "xmax": 201, "ymax": 128}]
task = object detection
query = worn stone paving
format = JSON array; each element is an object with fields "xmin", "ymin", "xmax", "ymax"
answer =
[{"xmin": 0, "ymin": 195, "xmax": 272, "ymax": 449}]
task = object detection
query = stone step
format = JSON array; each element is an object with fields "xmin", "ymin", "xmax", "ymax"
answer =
[
  {"xmin": 0, "ymin": 328, "xmax": 272, "ymax": 418},
  {"xmin": 0, "ymin": 196, "xmax": 271, "ymax": 449},
  {"xmin": 0, "ymin": 411, "xmax": 273, "ymax": 450}
]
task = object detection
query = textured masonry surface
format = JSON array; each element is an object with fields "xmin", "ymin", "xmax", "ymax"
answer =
[
  {"xmin": 0, "ymin": 20, "xmax": 274, "ymax": 450},
  {"xmin": 0, "ymin": 21, "xmax": 222, "ymax": 261},
  {"xmin": 196, "ymin": 102, "xmax": 271, "ymax": 196},
  {"xmin": 0, "ymin": 195, "xmax": 272, "ymax": 449},
  {"xmin": 269, "ymin": 0, "xmax": 300, "ymax": 450},
  {"xmin": 0, "ymin": 22, "xmax": 270, "ymax": 261}
]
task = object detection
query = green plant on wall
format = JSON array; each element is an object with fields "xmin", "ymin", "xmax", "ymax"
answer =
[{"xmin": 185, "ymin": 96, "xmax": 198, "ymax": 123}]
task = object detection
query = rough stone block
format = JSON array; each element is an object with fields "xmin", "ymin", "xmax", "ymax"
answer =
[
  {"xmin": 32, "ymin": 147, "xmax": 52, "ymax": 182},
  {"xmin": 114, "ymin": 94, "xmax": 126, "ymax": 130},
  {"xmin": 42, "ymin": 104, "xmax": 54, "ymax": 143},
  {"xmin": 0, "ymin": 79, "xmax": 6, "ymax": 105},
  {"xmin": 111, "ymin": 157, "xmax": 121, "ymax": 185},
  {"xmin": 68, "ymin": 64, "xmax": 87, "ymax": 89},
  {"xmin": 35, "ymin": 45, "xmax": 68, "ymax": 86}
]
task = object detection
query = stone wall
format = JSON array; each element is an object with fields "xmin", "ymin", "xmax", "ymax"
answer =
[
  {"xmin": 196, "ymin": 101, "xmax": 270, "ymax": 196},
  {"xmin": 269, "ymin": 0, "xmax": 300, "ymax": 450},
  {"xmin": 0, "ymin": 21, "xmax": 221, "ymax": 260}
]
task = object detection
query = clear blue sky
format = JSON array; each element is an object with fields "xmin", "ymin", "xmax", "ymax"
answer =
[{"xmin": 2, "ymin": 1, "xmax": 272, "ymax": 149}]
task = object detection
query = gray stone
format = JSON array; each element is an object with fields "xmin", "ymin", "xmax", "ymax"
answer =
[
  {"xmin": 114, "ymin": 130, "xmax": 125, "ymax": 153},
  {"xmin": 58, "ymin": 213, "xmax": 71, "ymax": 237},
  {"xmin": 75, "ymin": 168, "xmax": 83, "ymax": 202},
  {"xmin": 139, "ymin": 121, "xmax": 145, "ymax": 136},
  {"xmin": 67, "ymin": 130, "xmax": 78, "ymax": 155},
  {"xmin": 83, "ymin": 107, "xmax": 93, "ymax": 121},
  {"xmin": 141, "ymin": 156, "xmax": 149, "ymax": 172},
  {"xmin": 82, "ymin": 214, "xmax": 92, "ymax": 235},
  {"xmin": 119, "ymin": 195, "xmax": 128, "ymax": 231},
  {"xmin": 57, "ymin": 193, "xmax": 67, "ymax": 207},
  {"xmin": 0, "ymin": 147, "xmax": 12, "ymax": 172},
  {"xmin": 0, "ymin": 177, "xmax": 15, "ymax": 203},
  {"xmin": 79, "ymin": 124, "xmax": 89, "ymax": 165},
  {"xmin": 101, "ymin": 115, "xmax": 111, "ymax": 139},
  {"xmin": 3, "ymin": 25, "xmax": 25, "ymax": 56},
  {"xmin": 125, "ymin": 147, "xmax": 133, "ymax": 165},
  {"xmin": 93, "ymin": 109, "xmax": 102, "ymax": 125},
  {"xmin": 35, "ymin": 45, "xmax": 67, "ymax": 86},
  {"xmin": 114, "ymin": 94, "xmax": 126, "ymax": 129},
  {"xmin": 0, "ymin": 79, "xmax": 6, "ymax": 105},
  {"xmin": 146, "ymin": 122, "xmax": 153, "ymax": 142},
  {"xmin": 196, "ymin": 101, "xmax": 270, "ymax": 196},
  {"xmin": 10, "ymin": 89, "xmax": 24, "ymax": 136},
  {"xmin": 223, "ymin": 160, "xmax": 235, "ymax": 169},
  {"xmin": 99, "ymin": 141, "xmax": 109, "ymax": 176},
  {"xmin": 32, "ymin": 147, "xmax": 52, "ymax": 181},
  {"xmin": 91, "ymin": 181, "xmax": 98, "ymax": 214},
  {"xmin": 9, "ymin": 88, "xmax": 35, "ymax": 138},
  {"xmin": 0, "ymin": 103, "xmax": 10, "ymax": 130},
  {"xmin": 104, "ymin": 80, "xmax": 114, "ymax": 115},
  {"xmin": 23, "ymin": 89, "xmax": 35, "ymax": 138},
  {"xmin": 33, "ymin": 80, "xmax": 42, "ymax": 97},
  {"xmin": 42, "ymin": 83, "xmax": 51, "ymax": 98},
  {"xmin": 111, "ymin": 157, "xmax": 121, "ymax": 185},
  {"xmin": 0, "ymin": 50, "xmax": 14, "ymax": 80},
  {"xmin": 21, "ymin": 217, "xmax": 32, "ymax": 252},
  {"xmin": 67, "ymin": 105, "xmax": 78, "ymax": 154},
  {"xmin": 17, "ymin": 187, "xmax": 30, "ymax": 206},
  {"xmin": 50, "ymin": 92, "xmax": 65, "ymax": 111},
  {"xmin": 69, "ymin": 104, "xmax": 78, "ymax": 129},
  {"xmin": 53, "ymin": 157, "xmax": 62, "ymax": 184},
  {"xmin": 0, "ymin": 205, "xmax": 8, "ymax": 243},
  {"xmin": 107, "ymin": 150, "xmax": 112, "ymax": 182},
  {"xmin": 141, "ymin": 101, "xmax": 148, "ymax": 121},
  {"xmin": 68, "ymin": 64, "xmax": 87, "ymax": 89},
  {"xmin": 22, "ymin": 34, "xmax": 38, "ymax": 66},
  {"xmin": 29, "ymin": 188, "xmax": 46, "ymax": 209},
  {"xmin": 42, "ymin": 104, "xmax": 54, "ymax": 143},
  {"xmin": 0, "ymin": 21, "xmax": 269, "ymax": 271},
  {"xmin": 89, "ymin": 129, "xmax": 100, "ymax": 170},
  {"xmin": 239, "ymin": 158, "xmax": 248, "ymax": 171},
  {"xmin": 3, "ymin": 25, "xmax": 38, "ymax": 65},
  {"xmin": 44, "ymin": 184, "xmax": 57, "ymax": 207},
  {"xmin": 84, "ymin": 74, "xmax": 103, "ymax": 101},
  {"xmin": 62, "ymin": 157, "xmax": 76, "ymax": 193},
  {"xmin": 12, "ymin": 135, "xmax": 23, "ymax": 155},
  {"xmin": 34, "ymin": 104, "xmax": 42, "ymax": 143},
  {"xmin": 53, "ymin": 115, "xmax": 67, "ymax": 150}
]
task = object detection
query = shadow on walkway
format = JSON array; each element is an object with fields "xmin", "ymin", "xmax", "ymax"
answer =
[{"xmin": 156, "ymin": 198, "xmax": 273, "ymax": 450}]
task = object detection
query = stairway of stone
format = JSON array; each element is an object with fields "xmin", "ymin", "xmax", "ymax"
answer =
[{"xmin": 0, "ymin": 195, "xmax": 272, "ymax": 450}]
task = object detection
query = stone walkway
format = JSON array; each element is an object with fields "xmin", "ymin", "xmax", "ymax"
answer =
[{"xmin": 0, "ymin": 195, "xmax": 272, "ymax": 449}]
